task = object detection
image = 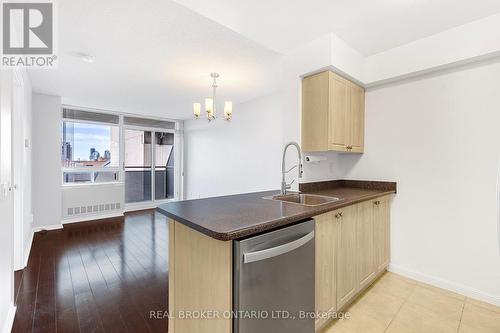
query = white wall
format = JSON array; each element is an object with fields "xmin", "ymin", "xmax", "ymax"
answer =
[
  {"xmin": 340, "ymin": 59, "xmax": 500, "ymax": 304},
  {"xmin": 184, "ymin": 93, "xmax": 284, "ymax": 198},
  {"xmin": 363, "ymin": 12, "xmax": 500, "ymax": 85},
  {"xmin": 184, "ymin": 34, "xmax": 345, "ymax": 198},
  {"xmin": 32, "ymin": 93, "xmax": 62, "ymax": 228}
]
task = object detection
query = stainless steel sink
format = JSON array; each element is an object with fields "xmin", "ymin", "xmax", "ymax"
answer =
[{"xmin": 263, "ymin": 193, "xmax": 342, "ymax": 207}]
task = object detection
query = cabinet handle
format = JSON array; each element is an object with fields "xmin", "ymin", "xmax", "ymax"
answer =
[
  {"xmin": 339, "ymin": 212, "xmax": 343, "ymax": 217},
  {"xmin": 335, "ymin": 213, "xmax": 342, "ymax": 219},
  {"xmin": 374, "ymin": 200, "xmax": 380, "ymax": 205}
]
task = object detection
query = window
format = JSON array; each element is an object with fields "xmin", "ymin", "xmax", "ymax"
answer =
[
  {"xmin": 61, "ymin": 109, "xmax": 120, "ymax": 184},
  {"xmin": 60, "ymin": 108, "xmax": 180, "ymax": 202}
]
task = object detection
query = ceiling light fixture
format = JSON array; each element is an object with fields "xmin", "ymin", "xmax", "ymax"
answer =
[
  {"xmin": 79, "ymin": 53, "xmax": 95, "ymax": 63},
  {"xmin": 193, "ymin": 73, "xmax": 232, "ymax": 121}
]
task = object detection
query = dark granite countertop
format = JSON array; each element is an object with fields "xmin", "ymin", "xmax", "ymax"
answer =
[{"xmin": 157, "ymin": 180, "xmax": 396, "ymax": 241}]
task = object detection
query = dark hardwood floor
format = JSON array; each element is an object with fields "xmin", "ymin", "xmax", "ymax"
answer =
[{"xmin": 12, "ymin": 210, "xmax": 169, "ymax": 333}]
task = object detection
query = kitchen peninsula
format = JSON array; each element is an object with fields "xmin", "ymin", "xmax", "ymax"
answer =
[{"xmin": 157, "ymin": 180, "xmax": 396, "ymax": 333}]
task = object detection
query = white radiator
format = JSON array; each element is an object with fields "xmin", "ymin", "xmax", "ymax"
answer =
[{"xmin": 62, "ymin": 182, "xmax": 124, "ymax": 222}]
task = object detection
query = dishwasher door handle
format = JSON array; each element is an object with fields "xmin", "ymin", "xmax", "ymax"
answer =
[{"xmin": 243, "ymin": 231, "xmax": 314, "ymax": 264}]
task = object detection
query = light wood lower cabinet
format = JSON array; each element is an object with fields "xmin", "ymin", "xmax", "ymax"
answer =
[
  {"xmin": 314, "ymin": 212, "xmax": 337, "ymax": 330},
  {"xmin": 169, "ymin": 220, "xmax": 233, "ymax": 333},
  {"xmin": 314, "ymin": 195, "xmax": 392, "ymax": 330},
  {"xmin": 335, "ymin": 205, "xmax": 358, "ymax": 310},
  {"xmin": 357, "ymin": 201, "xmax": 376, "ymax": 289},
  {"xmin": 373, "ymin": 196, "xmax": 391, "ymax": 272}
]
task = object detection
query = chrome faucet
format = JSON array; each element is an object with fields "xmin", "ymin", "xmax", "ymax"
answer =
[{"xmin": 281, "ymin": 142, "xmax": 303, "ymax": 195}]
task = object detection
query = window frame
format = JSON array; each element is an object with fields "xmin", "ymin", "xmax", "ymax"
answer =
[
  {"xmin": 60, "ymin": 106, "xmax": 183, "ymax": 203},
  {"xmin": 61, "ymin": 117, "xmax": 121, "ymax": 185}
]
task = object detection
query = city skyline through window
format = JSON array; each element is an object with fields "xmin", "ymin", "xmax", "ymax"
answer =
[{"xmin": 62, "ymin": 121, "xmax": 119, "ymax": 168}]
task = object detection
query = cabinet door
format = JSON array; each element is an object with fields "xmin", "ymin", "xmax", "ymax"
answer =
[
  {"xmin": 336, "ymin": 205, "xmax": 358, "ymax": 309},
  {"xmin": 315, "ymin": 212, "xmax": 337, "ymax": 330},
  {"xmin": 348, "ymin": 83, "xmax": 365, "ymax": 153},
  {"xmin": 357, "ymin": 201, "xmax": 375, "ymax": 289},
  {"xmin": 329, "ymin": 74, "xmax": 349, "ymax": 151},
  {"xmin": 302, "ymin": 71, "xmax": 330, "ymax": 151},
  {"xmin": 373, "ymin": 196, "xmax": 391, "ymax": 272}
]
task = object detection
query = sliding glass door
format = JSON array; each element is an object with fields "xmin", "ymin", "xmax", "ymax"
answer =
[
  {"xmin": 154, "ymin": 132, "xmax": 175, "ymax": 200},
  {"xmin": 124, "ymin": 129, "xmax": 152, "ymax": 203},
  {"xmin": 124, "ymin": 127, "xmax": 176, "ymax": 205}
]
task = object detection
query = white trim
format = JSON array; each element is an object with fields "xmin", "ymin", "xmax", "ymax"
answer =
[
  {"xmin": 62, "ymin": 211, "xmax": 124, "ymax": 225},
  {"xmin": 61, "ymin": 181, "xmax": 124, "ymax": 188},
  {"xmin": 14, "ymin": 228, "xmax": 34, "ymax": 271},
  {"xmin": 123, "ymin": 124, "xmax": 176, "ymax": 133},
  {"xmin": 33, "ymin": 224, "xmax": 63, "ymax": 232},
  {"xmin": 1, "ymin": 303, "xmax": 16, "ymax": 333},
  {"xmin": 62, "ymin": 117, "xmax": 120, "ymax": 127},
  {"xmin": 497, "ymin": 157, "xmax": 500, "ymax": 257},
  {"xmin": 124, "ymin": 199, "xmax": 174, "ymax": 212},
  {"xmin": 62, "ymin": 103, "xmax": 179, "ymax": 124},
  {"xmin": 61, "ymin": 167, "xmax": 121, "ymax": 173},
  {"xmin": 21, "ymin": 229, "xmax": 34, "ymax": 269},
  {"xmin": 388, "ymin": 263, "xmax": 500, "ymax": 307}
]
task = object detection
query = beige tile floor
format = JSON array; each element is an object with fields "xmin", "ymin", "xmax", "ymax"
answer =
[{"xmin": 324, "ymin": 272, "xmax": 500, "ymax": 333}]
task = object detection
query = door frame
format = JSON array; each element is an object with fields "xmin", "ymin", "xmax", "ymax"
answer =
[
  {"xmin": 123, "ymin": 124, "xmax": 179, "ymax": 211},
  {"xmin": 12, "ymin": 69, "xmax": 25, "ymax": 271}
]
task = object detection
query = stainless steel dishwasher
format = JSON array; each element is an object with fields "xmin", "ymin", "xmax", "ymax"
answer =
[{"xmin": 233, "ymin": 219, "xmax": 315, "ymax": 333}]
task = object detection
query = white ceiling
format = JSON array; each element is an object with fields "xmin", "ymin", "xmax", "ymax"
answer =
[
  {"xmin": 29, "ymin": 0, "xmax": 500, "ymax": 120},
  {"xmin": 174, "ymin": 0, "xmax": 500, "ymax": 55},
  {"xmin": 29, "ymin": 0, "xmax": 280, "ymax": 120}
]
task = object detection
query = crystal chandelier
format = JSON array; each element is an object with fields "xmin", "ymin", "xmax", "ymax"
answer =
[{"xmin": 193, "ymin": 73, "xmax": 232, "ymax": 121}]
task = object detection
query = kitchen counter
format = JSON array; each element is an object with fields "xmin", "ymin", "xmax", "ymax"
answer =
[{"xmin": 157, "ymin": 180, "xmax": 396, "ymax": 241}]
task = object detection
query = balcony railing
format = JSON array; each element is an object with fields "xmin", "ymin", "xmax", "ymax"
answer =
[{"xmin": 124, "ymin": 166, "xmax": 174, "ymax": 203}]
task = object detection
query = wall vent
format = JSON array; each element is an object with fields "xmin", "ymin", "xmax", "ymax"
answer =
[{"xmin": 66, "ymin": 202, "xmax": 122, "ymax": 217}]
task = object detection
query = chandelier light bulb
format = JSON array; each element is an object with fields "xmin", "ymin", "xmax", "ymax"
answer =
[
  {"xmin": 193, "ymin": 102, "xmax": 201, "ymax": 118},
  {"xmin": 205, "ymin": 98, "xmax": 214, "ymax": 119},
  {"xmin": 224, "ymin": 101, "xmax": 233, "ymax": 121}
]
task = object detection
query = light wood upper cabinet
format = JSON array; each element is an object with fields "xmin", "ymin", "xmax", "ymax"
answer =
[
  {"xmin": 329, "ymin": 74, "xmax": 349, "ymax": 151},
  {"xmin": 302, "ymin": 71, "xmax": 365, "ymax": 153},
  {"xmin": 336, "ymin": 205, "xmax": 358, "ymax": 310},
  {"xmin": 348, "ymin": 83, "xmax": 365, "ymax": 153},
  {"xmin": 314, "ymin": 212, "xmax": 337, "ymax": 330},
  {"xmin": 301, "ymin": 71, "xmax": 330, "ymax": 152},
  {"xmin": 373, "ymin": 196, "xmax": 391, "ymax": 272}
]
